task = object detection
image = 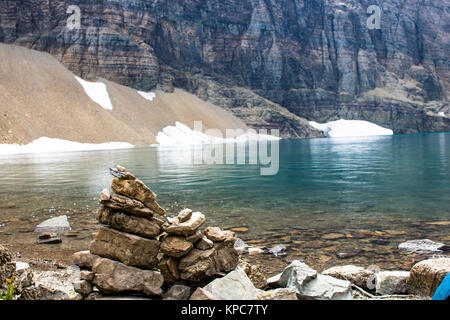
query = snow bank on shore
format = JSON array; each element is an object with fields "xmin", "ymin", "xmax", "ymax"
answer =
[
  {"xmin": 137, "ymin": 91, "xmax": 156, "ymax": 101},
  {"xmin": 0, "ymin": 137, "xmax": 134, "ymax": 155},
  {"xmin": 156, "ymin": 122, "xmax": 280, "ymax": 147},
  {"xmin": 309, "ymin": 119, "xmax": 393, "ymax": 138},
  {"xmin": 75, "ymin": 76, "xmax": 113, "ymax": 110}
]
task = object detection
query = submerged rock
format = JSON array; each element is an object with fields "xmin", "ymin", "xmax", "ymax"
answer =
[
  {"xmin": 335, "ymin": 248, "xmax": 362, "ymax": 259},
  {"xmin": 268, "ymin": 245, "xmax": 287, "ymax": 257},
  {"xmin": 398, "ymin": 239, "xmax": 445, "ymax": 254},
  {"xmin": 37, "ymin": 232, "xmax": 61, "ymax": 244}
]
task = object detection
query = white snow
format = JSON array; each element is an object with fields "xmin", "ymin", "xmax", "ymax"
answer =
[
  {"xmin": 438, "ymin": 112, "xmax": 446, "ymax": 117},
  {"xmin": 156, "ymin": 121, "xmax": 280, "ymax": 147},
  {"xmin": 137, "ymin": 91, "xmax": 156, "ymax": 101},
  {"xmin": 0, "ymin": 137, "xmax": 134, "ymax": 155},
  {"xmin": 75, "ymin": 76, "xmax": 113, "ymax": 110},
  {"xmin": 309, "ymin": 119, "xmax": 393, "ymax": 138}
]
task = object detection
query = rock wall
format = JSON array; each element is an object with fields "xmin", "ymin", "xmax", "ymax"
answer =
[{"xmin": 1, "ymin": 0, "xmax": 449, "ymax": 135}]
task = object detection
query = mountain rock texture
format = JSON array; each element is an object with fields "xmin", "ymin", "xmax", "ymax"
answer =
[{"xmin": 1, "ymin": 0, "xmax": 449, "ymax": 136}]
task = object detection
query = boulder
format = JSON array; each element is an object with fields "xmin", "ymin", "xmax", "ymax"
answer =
[
  {"xmin": 96, "ymin": 206, "xmax": 162, "ymax": 238},
  {"xmin": 375, "ymin": 271, "xmax": 410, "ymax": 295},
  {"xmin": 190, "ymin": 287, "xmax": 217, "ymax": 300},
  {"xmin": 92, "ymin": 258, "xmax": 164, "ymax": 296},
  {"xmin": 201, "ymin": 268, "xmax": 259, "ymax": 300},
  {"xmin": 398, "ymin": 239, "xmax": 445, "ymax": 254},
  {"xmin": 100, "ymin": 194, "xmax": 155, "ymax": 218},
  {"xmin": 164, "ymin": 212, "xmax": 206, "ymax": 236},
  {"xmin": 256, "ymin": 288, "xmax": 297, "ymax": 300},
  {"xmin": 163, "ymin": 284, "xmax": 192, "ymax": 300},
  {"xmin": 178, "ymin": 248, "xmax": 217, "ymax": 282},
  {"xmin": 34, "ymin": 215, "xmax": 71, "ymax": 233},
  {"xmin": 89, "ymin": 226, "xmax": 160, "ymax": 269},
  {"xmin": 297, "ymin": 274, "xmax": 353, "ymax": 300},
  {"xmin": 158, "ymin": 256, "xmax": 180, "ymax": 283},
  {"xmin": 71, "ymin": 251, "xmax": 100, "ymax": 269},
  {"xmin": 160, "ymin": 235, "xmax": 193, "ymax": 258},
  {"xmin": 407, "ymin": 258, "xmax": 450, "ymax": 297},
  {"xmin": 322, "ymin": 265, "xmax": 375, "ymax": 290}
]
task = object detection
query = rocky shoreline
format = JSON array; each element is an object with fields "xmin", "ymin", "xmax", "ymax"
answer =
[{"xmin": 1, "ymin": 166, "xmax": 449, "ymax": 300}]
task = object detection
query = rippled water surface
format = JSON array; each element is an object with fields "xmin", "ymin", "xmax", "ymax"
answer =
[{"xmin": 0, "ymin": 133, "xmax": 449, "ymax": 273}]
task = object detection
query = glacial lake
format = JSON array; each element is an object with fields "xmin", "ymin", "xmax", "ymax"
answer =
[{"xmin": 0, "ymin": 133, "xmax": 449, "ymax": 273}]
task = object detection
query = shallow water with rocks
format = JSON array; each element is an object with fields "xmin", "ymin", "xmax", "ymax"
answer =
[{"xmin": 0, "ymin": 134, "xmax": 449, "ymax": 275}]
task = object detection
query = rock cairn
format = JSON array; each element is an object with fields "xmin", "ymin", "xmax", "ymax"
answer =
[{"xmin": 71, "ymin": 165, "xmax": 239, "ymax": 299}]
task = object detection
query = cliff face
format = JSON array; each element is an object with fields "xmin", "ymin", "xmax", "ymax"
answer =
[{"xmin": 0, "ymin": 0, "xmax": 449, "ymax": 136}]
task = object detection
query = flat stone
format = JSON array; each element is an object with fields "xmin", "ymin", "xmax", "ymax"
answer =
[
  {"xmin": 297, "ymin": 274, "xmax": 353, "ymax": 300},
  {"xmin": 96, "ymin": 206, "xmax": 162, "ymax": 238},
  {"xmin": 34, "ymin": 215, "xmax": 71, "ymax": 233},
  {"xmin": 322, "ymin": 265, "xmax": 375, "ymax": 290},
  {"xmin": 201, "ymin": 268, "xmax": 258, "ymax": 300},
  {"xmin": 398, "ymin": 239, "xmax": 445, "ymax": 254},
  {"xmin": 92, "ymin": 258, "xmax": 164, "ymax": 296},
  {"xmin": 204, "ymin": 227, "xmax": 235, "ymax": 242},
  {"xmin": 71, "ymin": 251, "xmax": 100, "ymax": 269},
  {"xmin": 178, "ymin": 248, "xmax": 217, "ymax": 282},
  {"xmin": 375, "ymin": 271, "xmax": 410, "ymax": 295},
  {"xmin": 164, "ymin": 212, "xmax": 206, "ymax": 236},
  {"xmin": 407, "ymin": 258, "xmax": 450, "ymax": 297},
  {"xmin": 160, "ymin": 235, "xmax": 193, "ymax": 258},
  {"xmin": 177, "ymin": 208, "xmax": 192, "ymax": 223},
  {"xmin": 89, "ymin": 226, "xmax": 160, "ymax": 269},
  {"xmin": 158, "ymin": 256, "xmax": 180, "ymax": 283},
  {"xmin": 190, "ymin": 287, "xmax": 217, "ymax": 300},
  {"xmin": 163, "ymin": 284, "xmax": 192, "ymax": 300},
  {"xmin": 321, "ymin": 233, "xmax": 346, "ymax": 240},
  {"xmin": 100, "ymin": 194, "xmax": 154, "ymax": 218},
  {"xmin": 256, "ymin": 288, "xmax": 297, "ymax": 300},
  {"xmin": 195, "ymin": 236, "xmax": 214, "ymax": 250},
  {"xmin": 111, "ymin": 176, "xmax": 157, "ymax": 203}
]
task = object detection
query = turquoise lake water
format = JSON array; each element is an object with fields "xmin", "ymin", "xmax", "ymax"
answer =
[{"xmin": 0, "ymin": 133, "xmax": 449, "ymax": 271}]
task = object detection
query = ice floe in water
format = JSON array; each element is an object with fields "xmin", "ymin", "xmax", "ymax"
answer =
[
  {"xmin": 156, "ymin": 121, "xmax": 280, "ymax": 147},
  {"xmin": 137, "ymin": 91, "xmax": 156, "ymax": 101},
  {"xmin": 0, "ymin": 137, "xmax": 134, "ymax": 155},
  {"xmin": 75, "ymin": 76, "xmax": 113, "ymax": 110},
  {"xmin": 309, "ymin": 119, "xmax": 393, "ymax": 138}
]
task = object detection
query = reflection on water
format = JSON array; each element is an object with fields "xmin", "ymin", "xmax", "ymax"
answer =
[{"xmin": 0, "ymin": 133, "xmax": 449, "ymax": 272}]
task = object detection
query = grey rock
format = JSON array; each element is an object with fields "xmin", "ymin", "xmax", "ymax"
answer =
[
  {"xmin": 375, "ymin": 271, "xmax": 410, "ymax": 295},
  {"xmin": 297, "ymin": 274, "xmax": 353, "ymax": 300},
  {"xmin": 190, "ymin": 288, "xmax": 217, "ymax": 300},
  {"xmin": 73, "ymin": 280, "xmax": 93, "ymax": 296},
  {"xmin": 178, "ymin": 248, "xmax": 217, "ymax": 282},
  {"xmin": 202, "ymin": 268, "xmax": 258, "ymax": 300},
  {"xmin": 92, "ymin": 258, "xmax": 164, "ymax": 296},
  {"xmin": 163, "ymin": 284, "xmax": 192, "ymax": 300},
  {"xmin": 268, "ymin": 245, "xmax": 287, "ymax": 256},
  {"xmin": 275, "ymin": 260, "xmax": 317, "ymax": 291},
  {"xmin": 322, "ymin": 265, "xmax": 375, "ymax": 290},
  {"xmin": 195, "ymin": 236, "xmax": 214, "ymax": 250},
  {"xmin": 34, "ymin": 215, "xmax": 71, "ymax": 233}
]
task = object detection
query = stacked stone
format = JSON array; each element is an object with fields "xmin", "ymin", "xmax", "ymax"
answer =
[{"xmin": 71, "ymin": 166, "xmax": 239, "ymax": 299}]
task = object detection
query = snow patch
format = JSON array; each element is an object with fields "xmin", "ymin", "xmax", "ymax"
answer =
[
  {"xmin": 0, "ymin": 137, "xmax": 134, "ymax": 155},
  {"xmin": 137, "ymin": 91, "xmax": 156, "ymax": 101},
  {"xmin": 438, "ymin": 112, "xmax": 446, "ymax": 117},
  {"xmin": 75, "ymin": 76, "xmax": 113, "ymax": 110},
  {"xmin": 309, "ymin": 119, "xmax": 393, "ymax": 138},
  {"xmin": 156, "ymin": 121, "xmax": 280, "ymax": 147}
]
